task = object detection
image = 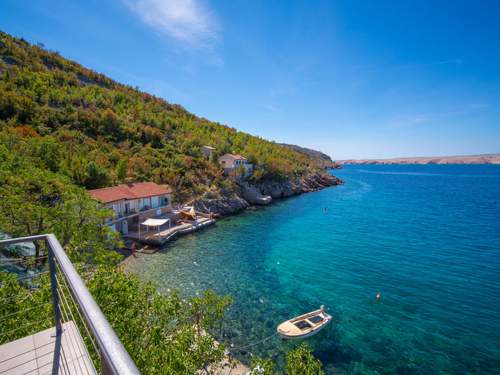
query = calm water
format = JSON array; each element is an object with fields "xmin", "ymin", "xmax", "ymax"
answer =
[{"xmin": 127, "ymin": 165, "xmax": 500, "ymax": 374}]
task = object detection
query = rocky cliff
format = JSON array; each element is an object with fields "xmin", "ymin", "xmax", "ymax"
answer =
[
  {"xmin": 193, "ymin": 171, "xmax": 342, "ymax": 216},
  {"xmin": 193, "ymin": 190, "xmax": 250, "ymax": 216}
]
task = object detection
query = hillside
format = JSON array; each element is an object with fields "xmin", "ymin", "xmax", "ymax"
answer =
[
  {"xmin": 280, "ymin": 143, "xmax": 340, "ymax": 169},
  {"xmin": 340, "ymin": 154, "xmax": 500, "ymax": 165},
  {"xmin": 0, "ymin": 31, "xmax": 338, "ymax": 205},
  {"xmin": 0, "ymin": 31, "xmax": 335, "ymax": 374}
]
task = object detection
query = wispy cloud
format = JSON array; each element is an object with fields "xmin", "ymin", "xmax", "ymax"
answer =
[
  {"xmin": 124, "ymin": 0, "xmax": 219, "ymax": 49},
  {"xmin": 389, "ymin": 103, "xmax": 490, "ymax": 129},
  {"xmin": 342, "ymin": 58, "xmax": 464, "ymax": 76},
  {"xmin": 393, "ymin": 58, "xmax": 463, "ymax": 71},
  {"xmin": 261, "ymin": 103, "xmax": 279, "ymax": 112},
  {"xmin": 440, "ymin": 103, "xmax": 490, "ymax": 117}
]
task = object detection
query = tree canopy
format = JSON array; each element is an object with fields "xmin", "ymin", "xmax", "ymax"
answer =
[{"xmin": 0, "ymin": 31, "xmax": 325, "ymax": 201}]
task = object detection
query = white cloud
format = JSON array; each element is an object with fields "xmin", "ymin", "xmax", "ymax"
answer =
[
  {"xmin": 388, "ymin": 103, "xmax": 490, "ymax": 129},
  {"xmin": 124, "ymin": 0, "xmax": 219, "ymax": 48}
]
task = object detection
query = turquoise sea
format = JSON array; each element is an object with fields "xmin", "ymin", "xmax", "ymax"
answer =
[{"xmin": 127, "ymin": 165, "xmax": 500, "ymax": 374}]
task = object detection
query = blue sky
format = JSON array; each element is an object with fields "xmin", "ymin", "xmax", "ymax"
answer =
[{"xmin": 1, "ymin": 0, "xmax": 499, "ymax": 159}]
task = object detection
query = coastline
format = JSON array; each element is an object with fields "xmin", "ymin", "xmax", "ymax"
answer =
[
  {"xmin": 118, "ymin": 170, "xmax": 341, "ymax": 373},
  {"xmin": 193, "ymin": 170, "xmax": 343, "ymax": 217},
  {"xmin": 119, "ymin": 170, "xmax": 342, "ymax": 268}
]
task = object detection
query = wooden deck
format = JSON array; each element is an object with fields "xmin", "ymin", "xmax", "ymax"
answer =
[
  {"xmin": 124, "ymin": 217, "xmax": 215, "ymax": 246},
  {"xmin": 0, "ymin": 321, "xmax": 96, "ymax": 375}
]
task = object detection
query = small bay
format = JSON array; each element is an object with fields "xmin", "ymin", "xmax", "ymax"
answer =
[{"xmin": 127, "ymin": 165, "xmax": 500, "ymax": 374}]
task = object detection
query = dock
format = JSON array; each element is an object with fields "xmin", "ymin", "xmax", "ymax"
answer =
[{"xmin": 124, "ymin": 216, "xmax": 215, "ymax": 246}]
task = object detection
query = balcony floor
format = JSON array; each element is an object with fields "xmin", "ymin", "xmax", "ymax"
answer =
[{"xmin": 0, "ymin": 321, "xmax": 96, "ymax": 375}]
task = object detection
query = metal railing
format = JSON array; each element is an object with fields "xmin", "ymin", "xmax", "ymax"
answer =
[{"xmin": 0, "ymin": 234, "xmax": 140, "ymax": 375}]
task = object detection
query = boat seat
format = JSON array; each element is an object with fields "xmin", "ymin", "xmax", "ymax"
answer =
[
  {"xmin": 294, "ymin": 320, "xmax": 312, "ymax": 330},
  {"xmin": 308, "ymin": 315, "xmax": 324, "ymax": 324}
]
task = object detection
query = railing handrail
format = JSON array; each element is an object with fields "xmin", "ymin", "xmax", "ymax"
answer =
[{"xmin": 0, "ymin": 234, "xmax": 141, "ymax": 375}]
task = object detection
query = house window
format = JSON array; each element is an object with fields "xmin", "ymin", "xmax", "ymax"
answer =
[
  {"xmin": 160, "ymin": 196, "xmax": 169, "ymax": 206},
  {"xmin": 151, "ymin": 196, "xmax": 159, "ymax": 208}
]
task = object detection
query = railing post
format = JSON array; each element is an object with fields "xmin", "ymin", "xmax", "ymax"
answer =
[
  {"xmin": 101, "ymin": 349, "xmax": 113, "ymax": 375},
  {"xmin": 47, "ymin": 243, "xmax": 63, "ymax": 335},
  {"xmin": 47, "ymin": 239, "xmax": 63, "ymax": 375}
]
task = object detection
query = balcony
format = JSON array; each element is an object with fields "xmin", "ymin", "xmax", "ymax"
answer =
[
  {"xmin": 0, "ymin": 234, "xmax": 140, "ymax": 375},
  {"xmin": 114, "ymin": 203, "xmax": 169, "ymax": 221}
]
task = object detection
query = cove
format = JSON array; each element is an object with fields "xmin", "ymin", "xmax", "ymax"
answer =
[{"xmin": 126, "ymin": 164, "xmax": 500, "ymax": 374}]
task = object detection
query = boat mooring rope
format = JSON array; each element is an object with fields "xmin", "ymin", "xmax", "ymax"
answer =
[
  {"xmin": 227, "ymin": 308, "xmax": 348, "ymax": 353},
  {"xmin": 229, "ymin": 332, "xmax": 278, "ymax": 352}
]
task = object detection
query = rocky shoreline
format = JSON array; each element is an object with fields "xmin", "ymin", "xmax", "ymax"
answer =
[{"xmin": 193, "ymin": 171, "xmax": 342, "ymax": 217}]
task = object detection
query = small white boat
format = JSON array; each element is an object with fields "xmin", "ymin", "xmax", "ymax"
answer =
[{"xmin": 277, "ymin": 306, "xmax": 332, "ymax": 339}]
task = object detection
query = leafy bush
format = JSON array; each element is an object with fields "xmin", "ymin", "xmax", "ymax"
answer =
[{"xmin": 249, "ymin": 344, "xmax": 326, "ymax": 375}]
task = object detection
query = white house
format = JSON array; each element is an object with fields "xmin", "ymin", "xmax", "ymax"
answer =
[
  {"xmin": 218, "ymin": 154, "xmax": 253, "ymax": 177},
  {"xmin": 89, "ymin": 182, "xmax": 172, "ymax": 234}
]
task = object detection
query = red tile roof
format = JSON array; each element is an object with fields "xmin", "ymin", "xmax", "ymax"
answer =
[{"xmin": 88, "ymin": 182, "xmax": 172, "ymax": 204}]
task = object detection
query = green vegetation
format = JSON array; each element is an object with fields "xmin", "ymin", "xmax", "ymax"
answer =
[
  {"xmin": 0, "ymin": 30, "xmax": 326, "ymax": 373},
  {"xmin": 87, "ymin": 268, "xmax": 233, "ymax": 373},
  {"xmin": 1, "ymin": 266, "xmax": 233, "ymax": 374},
  {"xmin": 1, "ymin": 265, "xmax": 326, "ymax": 374},
  {"xmin": 0, "ymin": 141, "xmax": 120, "ymax": 264},
  {"xmin": 250, "ymin": 345, "xmax": 326, "ymax": 375},
  {"xmin": 0, "ymin": 30, "xmax": 323, "ymax": 201},
  {"xmin": 0, "ymin": 272, "xmax": 54, "ymax": 344}
]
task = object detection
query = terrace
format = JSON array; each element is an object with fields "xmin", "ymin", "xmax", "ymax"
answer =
[
  {"xmin": 0, "ymin": 234, "xmax": 139, "ymax": 375},
  {"xmin": 124, "ymin": 209, "xmax": 215, "ymax": 246}
]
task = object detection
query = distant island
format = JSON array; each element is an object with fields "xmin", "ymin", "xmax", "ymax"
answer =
[
  {"xmin": 340, "ymin": 153, "xmax": 500, "ymax": 165},
  {"xmin": 279, "ymin": 143, "xmax": 341, "ymax": 169}
]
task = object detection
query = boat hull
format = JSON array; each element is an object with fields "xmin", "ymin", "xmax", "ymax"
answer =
[{"xmin": 277, "ymin": 308, "xmax": 332, "ymax": 340}]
